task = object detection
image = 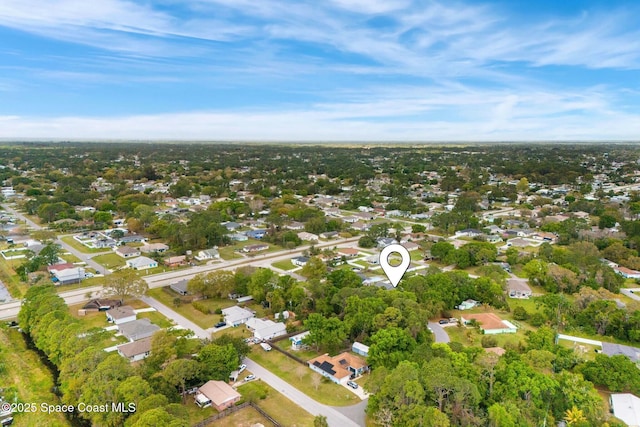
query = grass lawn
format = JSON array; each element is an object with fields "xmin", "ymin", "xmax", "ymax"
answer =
[
  {"xmin": 410, "ymin": 250, "xmax": 424, "ymax": 261},
  {"xmin": 0, "ymin": 257, "xmax": 27, "ymax": 298},
  {"xmin": 60, "ymin": 235, "xmax": 111, "ymax": 254},
  {"xmin": 218, "ymin": 245, "xmax": 245, "ymax": 260},
  {"xmin": 210, "ymin": 405, "xmax": 271, "ymax": 427},
  {"xmin": 0, "ymin": 327, "xmax": 72, "ymax": 427},
  {"xmin": 147, "ymin": 287, "xmax": 229, "ymax": 329},
  {"xmin": 92, "ymin": 253, "xmax": 126, "ymax": 269},
  {"xmin": 237, "ymin": 381, "xmax": 315, "ymax": 427},
  {"xmin": 183, "ymin": 398, "xmax": 216, "ymax": 424},
  {"xmin": 272, "ymin": 259, "xmax": 296, "ymax": 271},
  {"xmin": 248, "ymin": 347, "xmax": 361, "ymax": 407},
  {"xmin": 69, "ymin": 303, "xmax": 109, "ymax": 328},
  {"xmin": 59, "ymin": 251, "xmax": 83, "ymax": 264},
  {"xmin": 138, "ymin": 310, "xmax": 175, "ymax": 328}
]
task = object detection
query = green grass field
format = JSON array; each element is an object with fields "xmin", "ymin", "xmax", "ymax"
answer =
[
  {"xmin": 147, "ymin": 287, "xmax": 230, "ymax": 329},
  {"xmin": 210, "ymin": 405, "xmax": 269, "ymax": 426},
  {"xmin": 60, "ymin": 235, "xmax": 112, "ymax": 254},
  {"xmin": 272, "ymin": 259, "xmax": 296, "ymax": 271},
  {"xmin": 236, "ymin": 381, "xmax": 315, "ymax": 427},
  {"xmin": 137, "ymin": 310, "xmax": 175, "ymax": 328},
  {"xmin": 0, "ymin": 327, "xmax": 72, "ymax": 427},
  {"xmin": 0, "ymin": 257, "xmax": 26, "ymax": 298},
  {"xmin": 92, "ymin": 252, "xmax": 126, "ymax": 269},
  {"xmin": 248, "ymin": 347, "xmax": 361, "ymax": 407}
]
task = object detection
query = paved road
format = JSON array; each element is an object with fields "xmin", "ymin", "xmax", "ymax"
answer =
[
  {"xmin": 140, "ymin": 295, "xmax": 211, "ymax": 339},
  {"xmin": 428, "ymin": 322, "xmax": 451, "ymax": 343},
  {"xmin": 244, "ymin": 358, "xmax": 360, "ymax": 427},
  {"xmin": 621, "ymin": 288, "xmax": 640, "ymax": 302},
  {"xmin": 1, "ymin": 203, "xmax": 110, "ymax": 274}
]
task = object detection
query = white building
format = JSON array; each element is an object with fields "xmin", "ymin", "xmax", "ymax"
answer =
[
  {"xmin": 126, "ymin": 256, "xmax": 158, "ymax": 270},
  {"xmin": 221, "ymin": 306, "xmax": 255, "ymax": 327},
  {"xmin": 610, "ymin": 393, "xmax": 640, "ymax": 427},
  {"xmin": 246, "ymin": 318, "xmax": 287, "ymax": 340}
]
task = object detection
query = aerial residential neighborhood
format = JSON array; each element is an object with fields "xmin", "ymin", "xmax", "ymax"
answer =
[{"xmin": 1, "ymin": 143, "xmax": 640, "ymax": 426}]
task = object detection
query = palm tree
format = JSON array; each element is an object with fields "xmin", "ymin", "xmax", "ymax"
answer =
[{"xmin": 564, "ymin": 406, "xmax": 586, "ymax": 425}]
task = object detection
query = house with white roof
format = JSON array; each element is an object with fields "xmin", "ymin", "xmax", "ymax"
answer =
[
  {"xmin": 221, "ymin": 306, "xmax": 255, "ymax": 327},
  {"xmin": 126, "ymin": 256, "xmax": 158, "ymax": 270},
  {"xmin": 245, "ymin": 318, "xmax": 286, "ymax": 340},
  {"xmin": 610, "ymin": 393, "xmax": 640, "ymax": 427}
]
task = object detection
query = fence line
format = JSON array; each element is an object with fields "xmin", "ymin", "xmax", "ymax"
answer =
[{"xmin": 193, "ymin": 401, "xmax": 282, "ymax": 427}]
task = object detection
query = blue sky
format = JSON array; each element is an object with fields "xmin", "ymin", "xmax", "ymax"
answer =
[{"xmin": 1, "ymin": 0, "xmax": 639, "ymax": 141}]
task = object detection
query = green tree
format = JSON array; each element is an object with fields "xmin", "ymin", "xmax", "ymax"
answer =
[
  {"xmin": 197, "ymin": 343, "xmax": 239, "ymax": 381},
  {"xmin": 163, "ymin": 359, "xmax": 200, "ymax": 403},
  {"xmin": 104, "ymin": 270, "xmax": 149, "ymax": 302}
]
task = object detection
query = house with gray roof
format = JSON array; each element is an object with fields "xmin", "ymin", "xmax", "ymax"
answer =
[{"xmin": 118, "ymin": 319, "xmax": 161, "ymax": 342}]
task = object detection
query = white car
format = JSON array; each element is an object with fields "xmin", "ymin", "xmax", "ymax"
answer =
[
  {"xmin": 244, "ymin": 374, "xmax": 256, "ymax": 382},
  {"xmin": 238, "ymin": 364, "xmax": 247, "ymax": 373}
]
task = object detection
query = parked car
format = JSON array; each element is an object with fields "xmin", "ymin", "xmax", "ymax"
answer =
[
  {"xmin": 238, "ymin": 364, "xmax": 247, "ymax": 373},
  {"xmin": 347, "ymin": 381, "xmax": 358, "ymax": 389},
  {"xmin": 214, "ymin": 321, "xmax": 227, "ymax": 328},
  {"xmin": 438, "ymin": 319, "xmax": 449, "ymax": 325},
  {"xmin": 244, "ymin": 375, "xmax": 256, "ymax": 382}
]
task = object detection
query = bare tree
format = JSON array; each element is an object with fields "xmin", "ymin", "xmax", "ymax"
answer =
[
  {"xmin": 103, "ymin": 270, "xmax": 148, "ymax": 302},
  {"xmin": 311, "ymin": 374, "xmax": 322, "ymax": 391},
  {"xmin": 295, "ymin": 364, "xmax": 307, "ymax": 380}
]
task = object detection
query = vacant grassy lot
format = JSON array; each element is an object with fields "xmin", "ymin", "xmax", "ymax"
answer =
[
  {"xmin": 138, "ymin": 310, "xmax": 174, "ymax": 328},
  {"xmin": 248, "ymin": 347, "xmax": 361, "ymax": 407},
  {"xmin": 211, "ymin": 405, "xmax": 272, "ymax": 427},
  {"xmin": 0, "ymin": 256, "xmax": 26, "ymax": 298},
  {"xmin": 237, "ymin": 380, "xmax": 315, "ymax": 427},
  {"xmin": 0, "ymin": 327, "xmax": 71, "ymax": 427},
  {"xmin": 60, "ymin": 235, "xmax": 111, "ymax": 254},
  {"xmin": 272, "ymin": 260, "xmax": 296, "ymax": 271},
  {"xmin": 218, "ymin": 246, "xmax": 244, "ymax": 260},
  {"xmin": 92, "ymin": 252, "xmax": 126, "ymax": 270},
  {"xmin": 147, "ymin": 287, "xmax": 228, "ymax": 329}
]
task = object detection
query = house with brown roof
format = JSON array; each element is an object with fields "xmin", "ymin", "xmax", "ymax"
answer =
[
  {"xmin": 338, "ymin": 248, "xmax": 359, "ymax": 258},
  {"xmin": 195, "ymin": 380, "xmax": 241, "ymax": 410},
  {"xmin": 164, "ymin": 255, "xmax": 187, "ymax": 267},
  {"xmin": 82, "ymin": 299, "xmax": 121, "ymax": 312},
  {"xmin": 461, "ymin": 313, "xmax": 517, "ymax": 335},
  {"xmin": 115, "ymin": 246, "xmax": 141, "ymax": 258},
  {"xmin": 308, "ymin": 352, "xmax": 368, "ymax": 384},
  {"xmin": 117, "ymin": 336, "xmax": 152, "ymax": 362}
]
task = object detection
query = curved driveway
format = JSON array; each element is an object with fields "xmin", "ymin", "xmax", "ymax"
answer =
[{"xmin": 428, "ymin": 322, "xmax": 451, "ymax": 343}]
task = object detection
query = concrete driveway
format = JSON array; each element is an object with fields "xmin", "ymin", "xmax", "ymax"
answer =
[{"xmin": 428, "ymin": 321, "xmax": 450, "ymax": 343}]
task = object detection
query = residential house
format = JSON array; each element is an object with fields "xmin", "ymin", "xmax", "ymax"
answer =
[
  {"xmin": 118, "ymin": 234, "xmax": 145, "ymax": 245},
  {"xmin": 245, "ymin": 229, "xmax": 267, "ymax": 239},
  {"xmin": 297, "ymin": 232, "xmax": 319, "ymax": 242},
  {"xmin": 352, "ymin": 342, "xmax": 370, "ymax": 357},
  {"xmin": 242, "ymin": 244, "xmax": 269, "ymax": 253},
  {"xmin": 164, "ymin": 255, "xmax": 186, "ymax": 267},
  {"xmin": 455, "ymin": 229, "xmax": 483, "ymax": 238},
  {"xmin": 285, "ymin": 221, "xmax": 305, "ymax": 230},
  {"xmin": 320, "ymin": 231, "xmax": 339, "ymax": 239},
  {"xmin": 366, "ymin": 253, "xmax": 380, "ymax": 264},
  {"xmin": 117, "ymin": 337, "xmax": 152, "ymax": 362},
  {"xmin": 507, "ymin": 278, "xmax": 532, "ymax": 299},
  {"xmin": 351, "ymin": 221, "xmax": 369, "ymax": 231},
  {"xmin": 486, "ymin": 235, "xmax": 503, "ymax": 244},
  {"xmin": 106, "ymin": 306, "xmax": 136, "ymax": 325},
  {"xmin": 82, "ymin": 299, "xmax": 121, "ymax": 312},
  {"xmin": 118, "ymin": 319, "xmax": 161, "ymax": 342},
  {"xmin": 401, "ymin": 242, "xmax": 420, "ymax": 252},
  {"xmin": 194, "ymin": 248, "xmax": 220, "ymax": 261},
  {"xmin": 377, "ymin": 237, "xmax": 397, "ymax": 248},
  {"xmin": 338, "ymin": 248, "xmax": 359, "ymax": 258},
  {"xmin": 457, "ymin": 299, "xmax": 479, "ymax": 310},
  {"xmin": 115, "ymin": 246, "xmax": 141, "ymax": 258},
  {"xmin": 290, "ymin": 331, "xmax": 310, "ymax": 350},
  {"xmin": 140, "ymin": 243, "xmax": 169, "ymax": 254},
  {"xmin": 610, "ymin": 393, "xmax": 640, "ymax": 427},
  {"xmin": 308, "ymin": 352, "xmax": 369, "ymax": 384},
  {"xmin": 49, "ymin": 265, "xmax": 86, "ymax": 285},
  {"xmin": 221, "ymin": 306, "xmax": 255, "ymax": 327},
  {"xmin": 461, "ymin": 313, "xmax": 517, "ymax": 335},
  {"xmin": 126, "ymin": 256, "xmax": 158, "ymax": 270},
  {"xmin": 614, "ymin": 266, "xmax": 640, "ymax": 279},
  {"xmin": 223, "ymin": 222, "xmax": 241, "ymax": 231},
  {"xmin": 291, "ymin": 256, "xmax": 309, "ymax": 267},
  {"xmin": 169, "ymin": 279, "xmax": 190, "ymax": 296},
  {"xmin": 195, "ymin": 380, "xmax": 241, "ymax": 410},
  {"xmin": 229, "ymin": 233, "xmax": 249, "ymax": 242},
  {"xmin": 245, "ymin": 318, "xmax": 287, "ymax": 340}
]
